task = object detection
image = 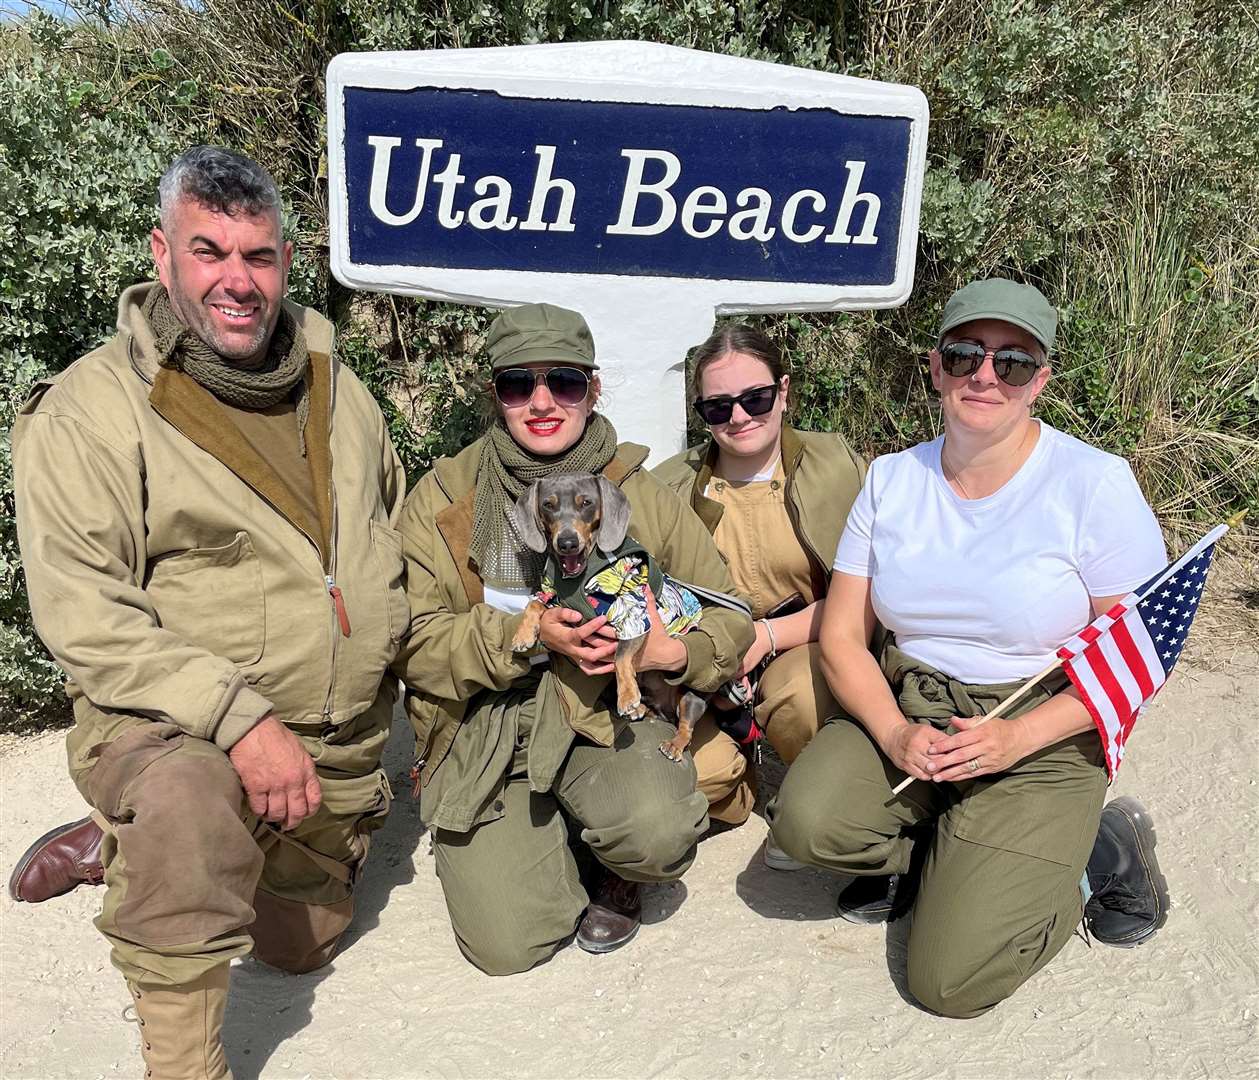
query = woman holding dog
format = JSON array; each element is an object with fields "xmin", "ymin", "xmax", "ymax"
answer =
[
  {"xmin": 654, "ymin": 326, "xmax": 866, "ymax": 843},
  {"xmin": 392, "ymin": 303, "xmax": 752, "ymax": 974},
  {"xmin": 766, "ymin": 279, "xmax": 1171, "ymax": 1017}
]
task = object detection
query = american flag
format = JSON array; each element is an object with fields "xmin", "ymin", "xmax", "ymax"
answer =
[{"xmin": 1057, "ymin": 524, "xmax": 1228, "ymax": 778}]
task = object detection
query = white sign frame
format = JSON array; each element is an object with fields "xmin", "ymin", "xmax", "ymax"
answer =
[{"xmin": 327, "ymin": 41, "xmax": 929, "ymax": 460}]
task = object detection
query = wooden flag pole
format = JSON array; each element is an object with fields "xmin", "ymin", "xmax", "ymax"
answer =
[{"xmin": 889, "ymin": 657, "xmax": 1065, "ymax": 796}]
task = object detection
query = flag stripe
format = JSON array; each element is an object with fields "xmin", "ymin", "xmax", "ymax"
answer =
[
  {"xmin": 1101, "ymin": 625, "xmax": 1148, "ymax": 707},
  {"xmin": 1085, "ymin": 644, "xmax": 1133, "ymax": 749},
  {"xmin": 1122, "ymin": 613, "xmax": 1166, "ymax": 696},
  {"xmin": 1112, "ymin": 614, "xmax": 1158, "ymax": 699},
  {"xmin": 1062, "ymin": 658, "xmax": 1120, "ymax": 777}
]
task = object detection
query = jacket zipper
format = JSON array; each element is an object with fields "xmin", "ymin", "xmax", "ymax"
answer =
[
  {"xmin": 320, "ymin": 471, "xmax": 343, "ymax": 725},
  {"xmin": 320, "ymin": 363, "xmax": 342, "ymax": 724}
]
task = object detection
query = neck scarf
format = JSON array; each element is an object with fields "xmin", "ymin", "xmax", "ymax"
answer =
[
  {"xmin": 470, "ymin": 413, "xmax": 619, "ymax": 589},
  {"xmin": 144, "ymin": 286, "xmax": 311, "ymax": 453}
]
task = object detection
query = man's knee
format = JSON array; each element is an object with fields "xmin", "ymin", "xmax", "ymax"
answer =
[{"xmin": 94, "ymin": 729, "xmax": 263, "ymax": 947}]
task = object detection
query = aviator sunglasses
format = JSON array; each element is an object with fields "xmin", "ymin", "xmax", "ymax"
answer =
[
  {"xmin": 693, "ymin": 383, "xmax": 780, "ymax": 426},
  {"xmin": 938, "ymin": 341, "xmax": 1046, "ymax": 387},
  {"xmin": 492, "ymin": 366, "xmax": 592, "ymax": 407}
]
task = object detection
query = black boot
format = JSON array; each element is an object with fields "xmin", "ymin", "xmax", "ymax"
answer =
[
  {"xmin": 1084, "ymin": 797, "xmax": 1170, "ymax": 947},
  {"xmin": 576, "ymin": 871, "xmax": 642, "ymax": 954},
  {"xmin": 837, "ymin": 874, "xmax": 904, "ymax": 924},
  {"xmin": 837, "ymin": 829, "xmax": 927, "ymax": 925}
]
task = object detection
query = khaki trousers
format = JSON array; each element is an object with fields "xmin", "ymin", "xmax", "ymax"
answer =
[
  {"xmin": 70, "ymin": 716, "xmax": 391, "ymax": 989},
  {"xmin": 433, "ymin": 715, "xmax": 708, "ymax": 976},
  {"xmin": 693, "ymin": 643, "xmax": 838, "ymax": 825},
  {"xmin": 767, "ymin": 717, "xmax": 1107, "ymax": 1018}
]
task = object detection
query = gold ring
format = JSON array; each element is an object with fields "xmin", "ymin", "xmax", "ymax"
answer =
[{"xmin": 967, "ymin": 758, "xmax": 979, "ymax": 773}]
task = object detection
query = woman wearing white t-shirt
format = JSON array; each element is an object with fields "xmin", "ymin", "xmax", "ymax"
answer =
[{"xmin": 767, "ymin": 279, "xmax": 1172, "ymax": 1018}]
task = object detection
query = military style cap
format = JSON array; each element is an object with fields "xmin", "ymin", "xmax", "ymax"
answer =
[
  {"xmin": 937, "ymin": 278, "xmax": 1057, "ymax": 355},
  {"xmin": 485, "ymin": 303, "xmax": 597, "ymax": 371}
]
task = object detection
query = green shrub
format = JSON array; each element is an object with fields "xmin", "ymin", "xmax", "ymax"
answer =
[{"xmin": 1, "ymin": 0, "xmax": 1255, "ymax": 731}]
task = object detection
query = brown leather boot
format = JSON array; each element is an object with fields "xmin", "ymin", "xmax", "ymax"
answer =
[
  {"xmin": 126, "ymin": 967, "xmax": 233, "ymax": 1080},
  {"xmin": 576, "ymin": 871, "xmax": 642, "ymax": 954},
  {"xmin": 8, "ymin": 816, "xmax": 105, "ymax": 902}
]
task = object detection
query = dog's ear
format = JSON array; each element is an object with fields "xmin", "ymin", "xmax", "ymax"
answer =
[
  {"xmin": 510, "ymin": 481, "xmax": 548, "ymax": 553},
  {"xmin": 595, "ymin": 476, "xmax": 631, "ymax": 552}
]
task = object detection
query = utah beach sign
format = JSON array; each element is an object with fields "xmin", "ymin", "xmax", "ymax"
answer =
[{"xmin": 327, "ymin": 42, "xmax": 928, "ymax": 457}]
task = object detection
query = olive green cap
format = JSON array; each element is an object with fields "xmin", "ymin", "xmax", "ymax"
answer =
[
  {"xmin": 937, "ymin": 278, "xmax": 1057, "ymax": 355},
  {"xmin": 485, "ymin": 303, "xmax": 597, "ymax": 371}
]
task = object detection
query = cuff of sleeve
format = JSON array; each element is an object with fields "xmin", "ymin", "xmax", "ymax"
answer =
[
  {"xmin": 212, "ymin": 685, "xmax": 274, "ymax": 751},
  {"xmin": 667, "ymin": 633, "xmax": 717, "ymax": 689}
]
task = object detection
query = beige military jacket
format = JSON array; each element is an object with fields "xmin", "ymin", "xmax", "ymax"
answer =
[
  {"xmin": 13, "ymin": 283, "xmax": 408, "ymax": 754},
  {"xmin": 653, "ymin": 426, "xmax": 867, "ymax": 599}
]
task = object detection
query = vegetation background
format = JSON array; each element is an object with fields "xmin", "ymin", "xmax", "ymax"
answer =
[{"xmin": 1, "ymin": 0, "xmax": 1256, "ymax": 731}]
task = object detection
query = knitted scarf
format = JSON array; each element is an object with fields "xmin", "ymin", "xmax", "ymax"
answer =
[
  {"xmin": 144, "ymin": 286, "xmax": 311, "ymax": 453},
  {"xmin": 470, "ymin": 413, "xmax": 619, "ymax": 590}
]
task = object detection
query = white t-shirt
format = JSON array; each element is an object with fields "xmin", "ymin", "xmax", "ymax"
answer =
[
  {"xmin": 833, "ymin": 423, "xmax": 1166, "ymax": 682},
  {"xmin": 483, "ymin": 582, "xmax": 533, "ymax": 615}
]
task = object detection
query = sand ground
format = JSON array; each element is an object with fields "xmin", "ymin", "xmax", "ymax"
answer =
[{"xmin": 3, "ymin": 645, "xmax": 1258, "ymax": 1080}]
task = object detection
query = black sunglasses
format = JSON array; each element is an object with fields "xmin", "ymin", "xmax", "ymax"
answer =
[
  {"xmin": 492, "ymin": 366, "xmax": 592, "ymax": 407},
  {"xmin": 693, "ymin": 383, "xmax": 780, "ymax": 426},
  {"xmin": 939, "ymin": 341, "xmax": 1045, "ymax": 387}
]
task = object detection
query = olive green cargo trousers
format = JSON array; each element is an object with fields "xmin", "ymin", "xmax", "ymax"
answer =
[
  {"xmin": 432, "ymin": 712, "xmax": 708, "ymax": 977},
  {"xmin": 766, "ymin": 645, "xmax": 1108, "ymax": 1018},
  {"xmin": 67, "ymin": 695, "xmax": 393, "ymax": 989}
]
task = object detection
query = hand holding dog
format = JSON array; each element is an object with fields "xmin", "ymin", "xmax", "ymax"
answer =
[
  {"xmin": 539, "ymin": 608, "xmax": 618, "ymax": 675},
  {"xmin": 633, "ymin": 586, "xmax": 688, "ymax": 674},
  {"xmin": 229, "ymin": 714, "xmax": 322, "ymax": 831}
]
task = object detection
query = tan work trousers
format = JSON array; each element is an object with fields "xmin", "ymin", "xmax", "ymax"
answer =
[
  {"xmin": 692, "ymin": 642, "xmax": 838, "ymax": 825},
  {"xmin": 70, "ymin": 715, "xmax": 391, "ymax": 990}
]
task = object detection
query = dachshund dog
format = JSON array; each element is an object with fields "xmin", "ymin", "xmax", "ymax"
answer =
[{"xmin": 508, "ymin": 472, "xmax": 709, "ymax": 763}]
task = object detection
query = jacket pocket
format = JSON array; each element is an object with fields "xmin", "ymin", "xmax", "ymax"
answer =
[
  {"xmin": 369, "ymin": 519, "xmax": 409, "ymax": 644},
  {"xmin": 320, "ymin": 768, "xmax": 394, "ymax": 880},
  {"xmin": 146, "ymin": 531, "xmax": 265, "ymax": 665},
  {"xmin": 951, "ymin": 733, "xmax": 1107, "ymax": 867}
]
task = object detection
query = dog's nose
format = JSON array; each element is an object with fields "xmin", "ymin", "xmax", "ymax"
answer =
[{"xmin": 556, "ymin": 531, "xmax": 582, "ymax": 555}]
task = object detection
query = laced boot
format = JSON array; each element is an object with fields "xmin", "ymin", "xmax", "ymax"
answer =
[
  {"xmin": 576, "ymin": 871, "xmax": 642, "ymax": 954},
  {"xmin": 1084, "ymin": 796, "xmax": 1170, "ymax": 947},
  {"xmin": 125, "ymin": 967, "xmax": 233, "ymax": 1079}
]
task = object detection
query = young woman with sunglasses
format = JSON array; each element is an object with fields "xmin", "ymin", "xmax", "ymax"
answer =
[
  {"xmin": 766, "ymin": 279, "xmax": 1171, "ymax": 1017},
  {"xmin": 392, "ymin": 303, "xmax": 752, "ymax": 974},
  {"xmin": 654, "ymin": 324, "xmax": 866, "ymax": 847}
]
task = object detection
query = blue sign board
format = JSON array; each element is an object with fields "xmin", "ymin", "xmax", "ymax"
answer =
[{"xmin": 342, "ymin": 87, "xmax": 912, "ymax": 287}]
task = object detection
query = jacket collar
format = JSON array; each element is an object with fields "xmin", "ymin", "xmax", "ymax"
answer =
[
  {"xmin": 118, "ymin": 281, "xmax": 336, "ymax": 386},
  {"xmin": 148, "ymin": 345, "xmax": 335, "ymax": 567}
]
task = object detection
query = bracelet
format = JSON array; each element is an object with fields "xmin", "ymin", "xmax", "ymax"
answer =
[{"xmin": 759, "ymin": 618, "xmax": 777, "ymax": 659}]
